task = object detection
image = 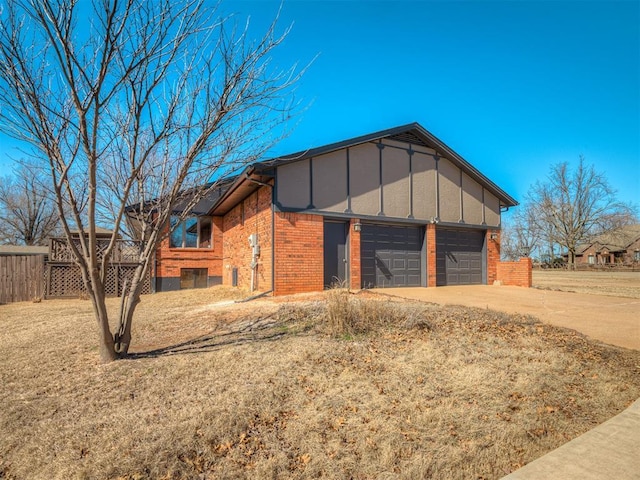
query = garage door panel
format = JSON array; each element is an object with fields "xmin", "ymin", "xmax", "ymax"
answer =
[
  {"xmin": 392, "ymin": 259, "xmax": 406, "ymax": 269},
  {"xmin": 361, "ymin": 225, "xmax": 423, "ymax": 288},
  {"xmin": 436, "ymin": 228, "xmax": 484, "ymax": 286},
  {"xmin": 407, "ymin": 258, "xmax": 420, "ymax": 270}
]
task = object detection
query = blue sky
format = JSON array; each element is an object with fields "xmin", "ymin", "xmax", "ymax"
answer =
[{"xmin": 1, "ymin": 0, "xmax": 638, "ymax": 208}]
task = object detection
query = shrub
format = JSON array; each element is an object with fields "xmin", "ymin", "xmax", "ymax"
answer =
[{"xmin": 325, "ymin": 289, "xmax": 431, "ymax": 337}]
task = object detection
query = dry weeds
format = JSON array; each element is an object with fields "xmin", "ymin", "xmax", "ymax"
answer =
[{"xmin": 1, "ymin": 287, "xmax": 639, "ymax": 479}]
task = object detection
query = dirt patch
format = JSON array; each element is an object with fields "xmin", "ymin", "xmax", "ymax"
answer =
[{"xmin": 1, "ymin": 287, "xmax": 638, "ymax": 479}]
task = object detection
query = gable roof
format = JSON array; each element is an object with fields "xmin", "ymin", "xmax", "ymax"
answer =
[
  {"xmin": 576, "ymin": 224, "xmax": 640, "ymax": 254},
  {"xmin": 211, "ymin": 122, "xmax": 518, "ymax": 215}
]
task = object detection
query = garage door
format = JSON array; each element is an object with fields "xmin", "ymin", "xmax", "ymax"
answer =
[
  {"xmin": 436, "ymin": 228, "xmax": 484, "ymax": 286},
  {"xmin": 361, "ymin": 225, "xmax": 423, "ymax": 288}
]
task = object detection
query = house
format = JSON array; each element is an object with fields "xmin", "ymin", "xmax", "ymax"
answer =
[
  {"xmin": 151, "ymin": 122, "xmax": 528, "ymax": 295},
  {"xmin": 571, "ymin": 225, "xmax": 640, "ymax": 265}
]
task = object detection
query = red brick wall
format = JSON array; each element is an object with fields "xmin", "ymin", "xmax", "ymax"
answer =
[
  {"xmin": 273, "ymin": 212, "xmax": 324, "ymax": 296},
  {"xmin": 155, "ymin": 216, "xmax": 223, "ymax": 284},
  {"xmin": 349, "ymin": 219, "xmax": 361, "ymax": 289},
  {"xmin": 486, "ymin": 229, "xmax": 500, "ymax": 285},
  {"xmin": 496, "ymin": 257, "xmax": 532, "ymax": 287},
  {"xmin": 222, "ymin": 185, "xmax": 273, "ymax": 292},
  {"xmin": 577, "ymin": 240, "xmax": 640, "ymax": 264},
  {"xmin": 426, "ymin": 224, "xmax": 437, "ymax": 287},
  {"xmin": 628, "ymin": 238, "xmax": 640, "ymax": 263}
]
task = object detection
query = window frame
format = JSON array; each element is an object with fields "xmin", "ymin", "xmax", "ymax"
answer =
[
  {"xmin": 180, "ymin": 268, "xmax": 208, "ymax": 289},
  {"xmin": 169, "ymin": 215, "xmax": 213, "ymax": 249}
]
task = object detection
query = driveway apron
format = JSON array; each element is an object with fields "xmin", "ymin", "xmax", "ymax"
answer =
[{"xmin": 376, "ymin": 286, "xmax": 640, "ymax": 350}]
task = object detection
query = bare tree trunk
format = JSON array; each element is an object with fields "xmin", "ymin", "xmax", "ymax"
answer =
[
  {"xmin": 0, "ymin": 0, "xmax": 300, "ymax": 362},
  {"xmin": 87, "ymin": 270, "xmax": 118, "ymax": 363},
  {"xmin": 114, "ymin": 277, "xmax": 143, "ymax": 356}
]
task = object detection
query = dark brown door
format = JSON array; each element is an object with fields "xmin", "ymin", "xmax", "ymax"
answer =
[
  {"xmin": 324, "ymin": 221, "xmax": 348, "ymax": 288},
  {"xmin": 360, "ymin": 225, "xmax": 422, "ymax": 288},
  {"xmin": 436, "ymin": 228, "xmax": 484, "ymax": 285}
]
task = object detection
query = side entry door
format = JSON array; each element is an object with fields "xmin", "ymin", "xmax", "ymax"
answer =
[{"xmin": 324, "ymin": 221, "xmax": 348, "ymax": 288}]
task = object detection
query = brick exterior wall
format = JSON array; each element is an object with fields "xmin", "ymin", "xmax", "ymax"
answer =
[
  {"xmin": 155, "ymin": 217, "xmax": 223, "ymax": 289},
  {"xmin": 349, "ymin": 219, "xmax": 361, "ymax": 290},
  {"xmin": 156, "ymin": 199, "xmax": 508, "ymax": 294},
  {"xmin": 629, "ymin": 238, "xmax": 640, "ymax": 263},
  {"xmin": 496, "ymin": 257, "xmax": 532, "ymax": 287},
  {"xmin": 576, "ymin": 238, "xmax": 640, "ymax": 264},
  {"xmin": 426, "ymin": 224, "xmax": 437, "ymax": 287},
  {"xmin": 486, "ymin": 229, "xmax": 500, "ymax": 285},
  {"xmin": 273, "ymin": 212, "xmax": 324, "ymax": 296},
  {"xmin": 222, "ymin": 185, "xmax": 273, "ymax": 292}
]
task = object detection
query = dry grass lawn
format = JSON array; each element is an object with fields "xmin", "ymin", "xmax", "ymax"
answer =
[
  {"xmin": 533, "ymin": 270, "xmax": 640, "ymax": 299},
  {"xmin": 1, "ymin": 286, "xmax": 639, "ymax": 479}
]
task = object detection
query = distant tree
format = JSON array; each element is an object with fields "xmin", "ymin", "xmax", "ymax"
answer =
[
  {"xmin": 527, "ymin": 156, "xmax": 636, "ymax": 267},
  {"xmin": 0, "ymin": 161, "xmax": 60, "ymax": 245},
  {"xmin": 0, "ymin": 0, "xmax": 299, "ymax": 362},
  {"xmin": 501, "ymin": 203, "xmax": 540, "ymax": 261}
]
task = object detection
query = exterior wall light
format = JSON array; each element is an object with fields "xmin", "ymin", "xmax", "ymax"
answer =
[
  {"xmin": 353, "ymin": 222, "xmax": 362, "ymax": 232},
  {"xmin": 490, "ymin": 232, "xmax": 499, "ymax": 240}
]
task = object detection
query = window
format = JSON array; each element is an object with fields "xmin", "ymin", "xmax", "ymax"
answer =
[
  {"xmin": 635, "ymin": 251, "xmax": 640, "ymax": 262},
  {"xmin": 170, "ymin": 216, "xmax": 213, "ymax": 248},
  {"xmin": 180, "ymin": 268, "xmax": 208, "ymax": 289},
  {"xmin": 588, "ymin": 255, "xmax": 595, "ymax": 265}
]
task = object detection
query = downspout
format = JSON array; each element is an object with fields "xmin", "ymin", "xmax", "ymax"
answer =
[{"xmin": 245, "ymin": 172, "xmax": 275, "ymax": 295}]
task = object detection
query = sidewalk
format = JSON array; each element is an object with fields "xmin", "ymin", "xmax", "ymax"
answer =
[{"xmin": 501, "ymin": 398, "xmax": 640, "ymax": 479}]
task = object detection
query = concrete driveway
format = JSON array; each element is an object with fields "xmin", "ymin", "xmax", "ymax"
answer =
[{"xmin": 376, "ymin": 286, "xmax": 640, "ymax": 350}]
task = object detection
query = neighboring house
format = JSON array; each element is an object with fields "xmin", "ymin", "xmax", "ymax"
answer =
[
  {"xmin": 148, "ymin": 122, "xmax": 524, "ymax": 295},
  {"xmin": 572, "ymin": 225, "xmax": 640, "ymax": 265}
]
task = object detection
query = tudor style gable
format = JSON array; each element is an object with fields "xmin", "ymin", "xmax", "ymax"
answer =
[{"xmin": 272, "ymin": 123, "xmax": 515, "ymax": 227}]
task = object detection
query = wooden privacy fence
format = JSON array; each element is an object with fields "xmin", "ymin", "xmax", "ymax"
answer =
[
  {"xmin": 0, "ymin": 255, "xmax": 45, "ymax": 304},
  {"xmin": 0, "ymin": 240, "xmax": 151, "ymax": 304}
]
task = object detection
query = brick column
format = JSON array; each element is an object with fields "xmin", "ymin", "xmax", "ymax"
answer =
[
  {"xmin": 495, "ymin": 257, "xmax": 532, "ymax": 287},
  {"xmin": 486, "ymin": 229, "xmax": 500, "ymax": 285},
  {"xmin": 522, "ymin": 256, "xmax": 533, "ymax": 287},
  {"xmin": 426, "ymin": 223, "xmax": 437, "ymax": 287},
  {"xmin": 349, "ymin": 219, "xmax": 361, "ymax": 290}
]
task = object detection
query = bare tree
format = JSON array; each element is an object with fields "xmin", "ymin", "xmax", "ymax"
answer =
[
  {"xmin": 528, "ymin": 157, "xmax": 635, "ymax": 268},
  {"xmin": 0, "ymin": 0, "xmax": 299, "ymax": 362},
  {"xmin": 0, "ymin": 161, "xmax": 61, "ymax": 245},
  {"xmin": 501, "ymin": 202, "xmax": 541, "ymax": 261}
]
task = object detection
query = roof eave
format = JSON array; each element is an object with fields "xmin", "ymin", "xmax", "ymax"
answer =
[
  {"xmin": 263, "ymin": 122, "xmax": 518, "ymax": 208},
  {"xmin": 211, "ymin": 121, "xmax": 520, "ymax": 214},
  {"xmin": 208, "ymin": 166, "xmax": 274, "ymax": 216}
]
